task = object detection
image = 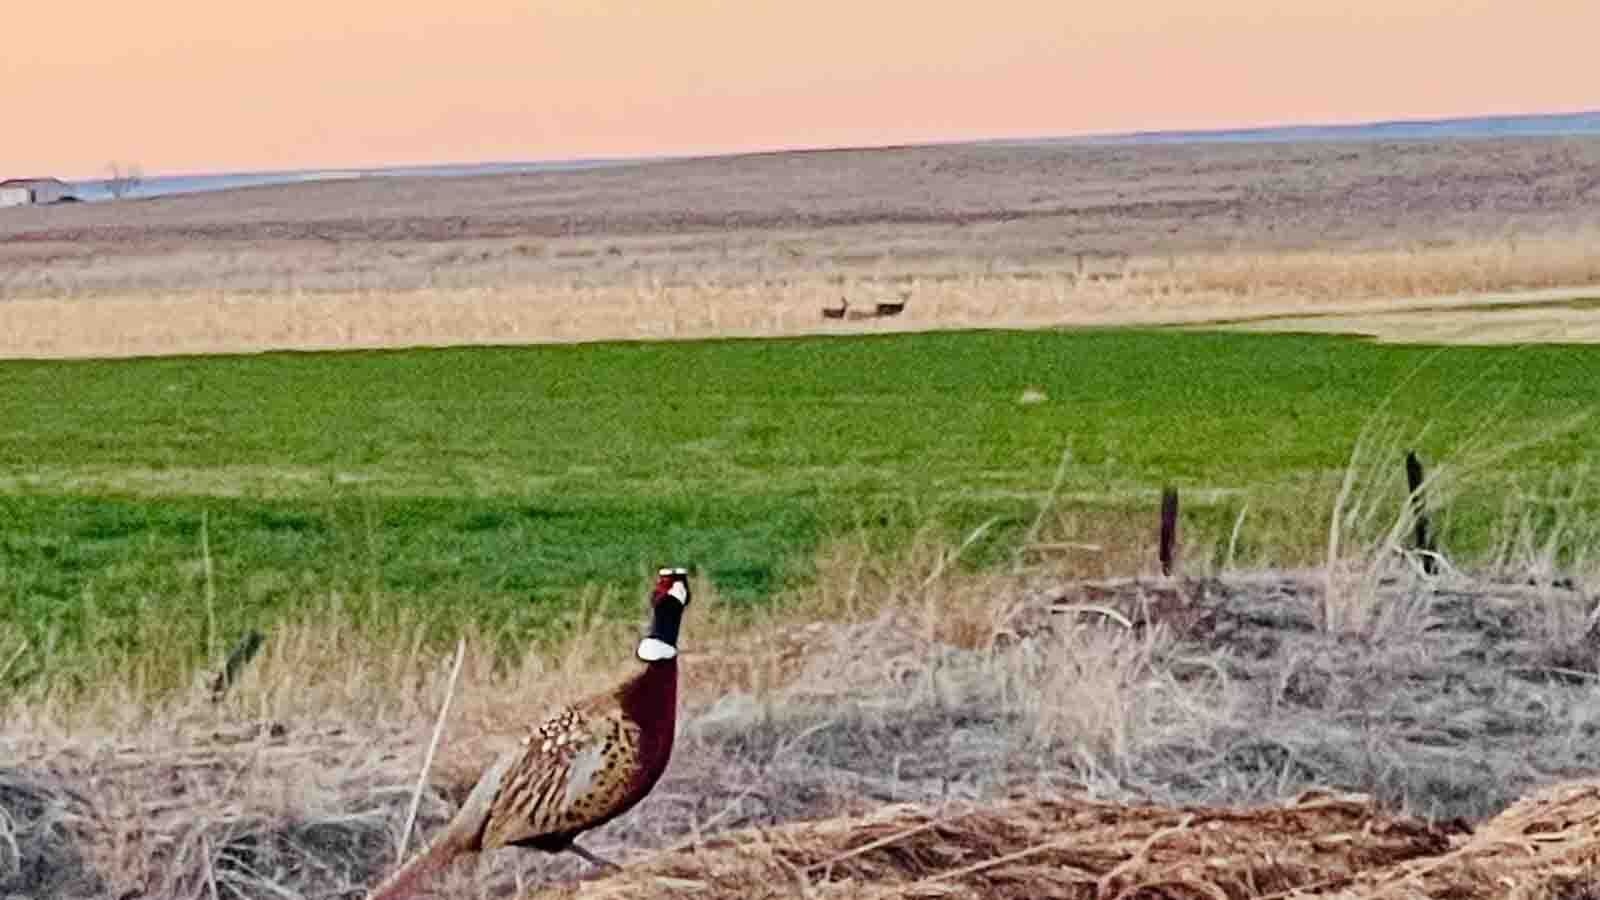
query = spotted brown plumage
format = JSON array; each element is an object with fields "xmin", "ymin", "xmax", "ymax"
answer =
[{"xmin": 366, "ymin": 567, "xmax": 692, "ymax": 899}]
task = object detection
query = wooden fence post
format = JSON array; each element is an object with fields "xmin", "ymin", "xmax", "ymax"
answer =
[
  {"xmin": 1159, "ymin": 487, "xmax": 1179, "ymax": 577},
  {"xmin": 1404, "ymin": 450, "xmax": 1437, "ymax": 575},
  {"xmin": 210, "ymin": 629, "xmax": 266, "ymax": 702}
]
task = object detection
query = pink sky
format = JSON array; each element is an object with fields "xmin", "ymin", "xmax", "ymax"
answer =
[{"xmin": 3, "ymin": 0, "xmax": 1596, "ymax": 178}]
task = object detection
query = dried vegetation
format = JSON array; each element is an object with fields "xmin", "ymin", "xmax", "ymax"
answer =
[
  {"xmin": 534, "ymin": 779, "xmax": 1600, "ymax": 900},
  {"xmin": 537, "ymin": 790, "xmax": 1459, "ymax": 900},
  {"xmin": 4, "ymin": 138, "xmax": 1600, "ymax": 357},
  {"xmin": 5, "ymin": 522, "xmax": 1600, "ymax": 898}
]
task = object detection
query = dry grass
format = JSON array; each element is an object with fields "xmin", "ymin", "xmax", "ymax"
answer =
[
  {"xmin": 1218, "ymin": 302, "xmax": 1600, "ymax": 345},
  {"xmin": 4, "ymin": 137, "xmax": 1600, "ymax": 358},
  {"xmin": 1308, "ymin": 779, "xmax": 1600, "ymax": 899},
  {"xmin": 4, "ymin": 264, "xmax": 1600, "ymax": 360},
  {"xmin": 1317, "ymin": 410, "xmax": 1595, "ymax": 636},
  {"xmin": 1157, "ymin": 235, "xmax": 1600, "ymax": 307},
  {"xmin": 6, "ymin": 505, "xmax": 1600, "ymax": 898},
  {"xmin": 535, "ymin": 789, "xmax": 1455, "ymax": 900},
  {"xmin": 531, "ymin": 777, "xmax": 1600, "ymax": 900}
]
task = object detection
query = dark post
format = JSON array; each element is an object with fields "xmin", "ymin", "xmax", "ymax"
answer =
[
  {"xmin": 1159, "ymin": 487, "xmax": 1179, "ymax": 577},
  {"xmin": 210, "ymin": 629, "xmax": 266, "ymax": 702},
  {"xmin": 1404, "ymin": 450, "xmax": 1437, "ymax": 575}
]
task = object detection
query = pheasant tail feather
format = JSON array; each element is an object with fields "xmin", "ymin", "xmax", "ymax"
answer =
[
  {"xmin": 366, "ymin": 753, "xmax": 512, "ymax": 899},
  {"xmin": 366, "ymin": 834, "xmax": 470, "ymax": 900}
]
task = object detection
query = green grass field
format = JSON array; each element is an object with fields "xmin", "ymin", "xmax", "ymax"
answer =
[{"xmin": 3, "ymin": 328, "xmax": 1597, "ymax": 693}]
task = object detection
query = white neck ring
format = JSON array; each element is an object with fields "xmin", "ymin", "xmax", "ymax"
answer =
[{"xmin": 637, "ymin": 637, "xmax": 678, "ymax": 661}]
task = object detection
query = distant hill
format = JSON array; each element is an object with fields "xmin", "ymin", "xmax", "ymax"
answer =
[
  {"xmin": 65, "ymin": 158, "xmax": 642, "ymax": 203},
  {"xmin": 56, "ymin": 110, "xmax": 1600, "ymax": 202},
  {"xmin": 1071, "ymin": 109, "xmax": 1600, "ymax": 145}
]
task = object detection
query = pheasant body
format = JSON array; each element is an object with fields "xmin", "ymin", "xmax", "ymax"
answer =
[
  {"xmin": 367, "ymin": 567, "xmax": 691, "ymax": 899},
  {"xmin": 485, "ymin": 661, "xmax": 677, "ymax": 850}
]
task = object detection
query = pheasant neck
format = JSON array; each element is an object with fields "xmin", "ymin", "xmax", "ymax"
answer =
[
  {"xmin": 619, "ymin": 657, "xmax": 679, "ymax": 776},
  {"xmin": 646, "ymin": 600, "xmax": 684, "ymax": 648},
  {"xmin": 621, "ymin": 599, "xmax": 682, "ymax": 786}
]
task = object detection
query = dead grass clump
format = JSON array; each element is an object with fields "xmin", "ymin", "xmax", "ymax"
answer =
[
  {"xmin": 674, "ymin": 525, "xmax": 1240, "ymax": 809},
  {"xmin": 1318, "ymin": 407, "xmax": 1592, "ymax": 638},
  {"xmin": 0, "ymin": 768, "xmax": 100, "ymax": 899},
  {"xmin": 532, "ymin": 789, "xmax": 1451, "ymax": 900},
  {"xmin": 1300, "ymin": 779, "xmax": 1600, "ymax": 899},
  {"xmin": 2, "ymin": 725, "xmax": 426, "ymax": 899}
]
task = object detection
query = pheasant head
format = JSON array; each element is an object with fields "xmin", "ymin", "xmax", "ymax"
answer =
[{"xmin": 637, "ymin": 567, "xmax": 691, "ymax": 662}]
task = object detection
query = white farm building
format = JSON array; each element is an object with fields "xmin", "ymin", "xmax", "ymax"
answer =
[{"xmin": 0, "ymin": 178, "xmax": 76, "ymax": 207}]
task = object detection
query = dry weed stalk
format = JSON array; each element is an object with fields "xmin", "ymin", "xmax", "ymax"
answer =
[{"xmin": 396, "ymin": 637, "xmax": 466, "ymax": 865}]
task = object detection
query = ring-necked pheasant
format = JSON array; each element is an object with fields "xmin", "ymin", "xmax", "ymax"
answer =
[{"xmin": 367, "ymin": 566, "xmax": 693, "ymax": 899}]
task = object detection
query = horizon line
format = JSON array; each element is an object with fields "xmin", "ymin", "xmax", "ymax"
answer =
[{"xmin": 41, "ymin": 104, "xmax": 1600, "ymax": 185}]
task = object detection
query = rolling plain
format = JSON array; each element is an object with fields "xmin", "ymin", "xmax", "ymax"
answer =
[{"xmin": 4, "ymin": 136, "xmax": 1600, "ymax": 898}]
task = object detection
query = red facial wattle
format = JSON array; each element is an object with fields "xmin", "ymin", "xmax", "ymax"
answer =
[{"xmin": 652, "ymin": 576, "xmax": 676, "ymax": 604}]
